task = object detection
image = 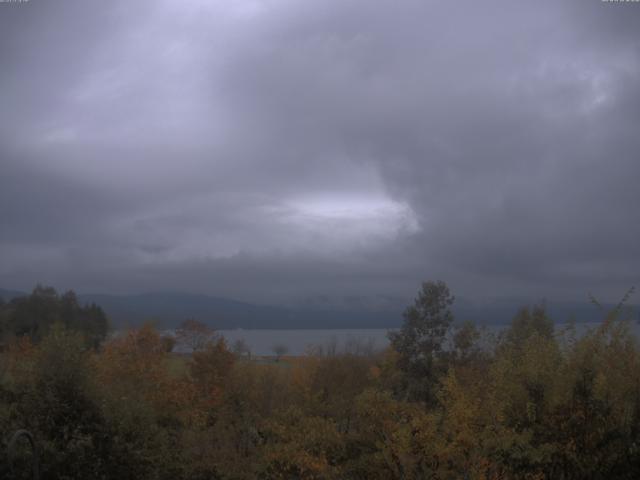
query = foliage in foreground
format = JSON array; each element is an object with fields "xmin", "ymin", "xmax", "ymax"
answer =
[{"xmin": 1, "ymin": 282, "xmax": 639, "ymax": 479}]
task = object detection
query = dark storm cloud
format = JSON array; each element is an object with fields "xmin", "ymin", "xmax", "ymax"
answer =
[{"xmin": 0, "ymin": 0, "xmax": 638, "ymax": 304}]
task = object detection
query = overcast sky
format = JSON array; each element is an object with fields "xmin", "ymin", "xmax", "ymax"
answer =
[{"xmin": 1, "ymin": 0, "xmax": 639, "ymax": 306}]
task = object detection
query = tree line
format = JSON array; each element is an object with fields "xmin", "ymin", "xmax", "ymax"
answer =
[
  {"xmin": 1, "ymin": 281, "xmax": 639, "ymax": 479},
  {"xmin": 0, "ymin": 285, "xmax": 108, "ymax": 348}
]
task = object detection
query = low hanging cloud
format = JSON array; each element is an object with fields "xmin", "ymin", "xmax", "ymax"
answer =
[{"xmin": 0, "ymin": 0, "xmax": 638, "ymax": 305}]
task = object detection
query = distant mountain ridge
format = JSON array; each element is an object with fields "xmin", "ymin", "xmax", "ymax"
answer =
[
  {"xmin": 0, "ymin": 289, "xmax": 401, "ymax": 329},
  {"xmin": 80, "ymin": 292, "xmax": 291, "ymax": 329},
  {"xmin": 1, "ymin": 288, "xmax": 637, "ymax": 329},
  {"xmin": 80, "ymin": 292, "xmax": 407, "ymax": 329},
  {"xmin": 0, "ymin": 288, "xmax": 26, "ymax": 301}
]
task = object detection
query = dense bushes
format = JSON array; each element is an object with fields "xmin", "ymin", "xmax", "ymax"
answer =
[{"xmin": 1, "ymin": 283, "xmax": 639, "ymax": 479}]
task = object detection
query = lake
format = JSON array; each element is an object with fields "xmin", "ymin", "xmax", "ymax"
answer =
[
  {"xmin": 215, "ymin": 328, "xmax": 391, "ymax": 356},
  {"xmin": 160, "ymin": 319, "xmax": 640, "ymax": 357},
  {"xmin": 212, "ymin": 321, "xmax": 640, "ymax": 356}
]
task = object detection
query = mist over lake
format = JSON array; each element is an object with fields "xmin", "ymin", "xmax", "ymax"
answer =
[{"xmin": 173, "ymin": 321, "xmax": 640, "ymax": 356}]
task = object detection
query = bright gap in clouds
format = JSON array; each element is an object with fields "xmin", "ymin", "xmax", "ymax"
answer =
[
  {"xmin": 291, "ymin": 195, "xmax": 411, "ymax": 221},
  {"xmin": 284, "ymin": 194, "xmax": 420, "ymax": 250},
  {"xmin": 126, "ymin": 191, "xmax": 421, "ymax": 263}
]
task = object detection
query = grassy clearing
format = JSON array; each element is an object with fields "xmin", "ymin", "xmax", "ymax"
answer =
[{"xmin": 166, "ymin": 353, "xmax": 190, "ymax": 377}]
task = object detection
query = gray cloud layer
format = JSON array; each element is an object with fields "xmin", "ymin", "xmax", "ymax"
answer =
[{"xmin": 1, "ymin": 0, "xmax": 639, "ymax": 305}]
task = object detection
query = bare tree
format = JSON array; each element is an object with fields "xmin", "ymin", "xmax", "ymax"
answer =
[
  {"xmin": 271, "ymin": 343, "xmax": 289, "ymax": 362},
  {"xmin": 175, "ymin": 318, "xmax": 215, "ymax": 353},
  {"xmin": 232, "ymin": 338, "xmax": 251, "ymax": 359}
]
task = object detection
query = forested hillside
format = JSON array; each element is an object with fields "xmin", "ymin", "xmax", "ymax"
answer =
[
  {"xmin": 1, "ymin": 287, "xmax": 627, "ymax": 330},
  {"xmin": 1, "ymin": 282, "xmax": 639, "ymax": 479}
]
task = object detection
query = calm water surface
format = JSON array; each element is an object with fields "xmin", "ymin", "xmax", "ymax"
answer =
[
  {"xmin": 213, "ymin": 322, "xmax": 640, "ymax": 356},
  {"xmin": 216, "ymin": 329, "xmax": 390, "ymax": 356}
]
